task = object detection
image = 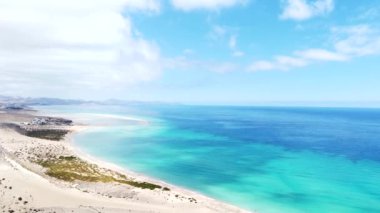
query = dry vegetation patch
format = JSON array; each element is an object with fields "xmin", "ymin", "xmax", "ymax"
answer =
[{"xmin": 36, "ymin": 156, "xmax": 167, "ymax": 191}]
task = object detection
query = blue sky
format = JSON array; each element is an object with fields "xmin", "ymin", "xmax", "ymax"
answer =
[
  {"xmin": 1, "ymin": 0, "xmax": 380, "ymax": 106},
  {"xmin": 125, "ymin": 0, "xmax": 380, "ymax": 105}
]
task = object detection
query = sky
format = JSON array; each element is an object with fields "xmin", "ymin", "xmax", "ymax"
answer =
[{"xmin": 0, "ymin": 0, "xmax": 380, "ymax": 106}]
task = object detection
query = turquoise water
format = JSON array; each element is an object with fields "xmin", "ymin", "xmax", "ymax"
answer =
[{"xmin": 38, "ymin": 105, "xmax": 380, "ymax": 212}]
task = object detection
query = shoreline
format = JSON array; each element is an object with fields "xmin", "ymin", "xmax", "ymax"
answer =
[
  {"xmin": 0, "ymin": 109, "xmax": 251, "ymax": 213},
  {"xmin": 69, "ymin": 131, "xmax": 244, "ymax": 212},
  {"xmin": 70, "ymin": 135, "xmax": 237, "ymax": 209}
]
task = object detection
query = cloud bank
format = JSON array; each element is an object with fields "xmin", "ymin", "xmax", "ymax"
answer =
[
  {"xmin": 171, "ymin": 0, "xmax": 246, "ymax": 11},
  {"xmin": 280, "ymin": 0, "xmax": 334, "ymax": 21},
  {"xmin": 0, "ymin": 0, "xmax": 162, "ymax": 98},
  {"xmin": 248, "ymin": 25, "xmax": 380, "ymax": 72}
]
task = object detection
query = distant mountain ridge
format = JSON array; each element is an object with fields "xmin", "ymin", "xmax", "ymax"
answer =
[
  {"xmin": 0, "ymin": 95, "xmax": 173, "ymax": 108},
  {"xmin": 0, "ymin": 96, "xmax": 89, "ymax": 106}
]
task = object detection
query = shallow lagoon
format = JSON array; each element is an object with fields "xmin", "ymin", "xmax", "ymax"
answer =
[{"xmin": 40, "ymin": 105, "xmax": 380, "ymax": 212}]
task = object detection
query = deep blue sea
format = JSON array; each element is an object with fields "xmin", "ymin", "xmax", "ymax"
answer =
[{"xmin": 38, "ymin": 105, "xmax": 380, "ymax": 213}]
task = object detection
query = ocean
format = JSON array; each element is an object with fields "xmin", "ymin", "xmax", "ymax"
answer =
[{"xmin": 38, "ymin": 104, "xmax": 380, "ymax": 213}]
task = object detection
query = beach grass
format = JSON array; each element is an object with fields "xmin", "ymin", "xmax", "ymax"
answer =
[
  {"xmin": 37, "ymin": 156, "xmax": 166, "ymax": 190},
  {"xmin": 25, "ymin": 129, "xmax": 69, "ymax": 141},
  {"xmin": 2, "ymin": 123, "xmax": 69, "ymax": 141}
]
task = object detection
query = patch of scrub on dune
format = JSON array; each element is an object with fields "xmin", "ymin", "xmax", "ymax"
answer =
[{"xmin": 36, "ymin": 156, "xmax": 169, "ymax": 191}]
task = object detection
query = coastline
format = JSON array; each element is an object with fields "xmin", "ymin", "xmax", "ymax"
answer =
[
  {"xmin": 69, "ymin": 133, "xmax": 247, "ymax": 212},
  {"xmin": 0, "ymin": 109, "xmax": 250, "ymax": 213}
]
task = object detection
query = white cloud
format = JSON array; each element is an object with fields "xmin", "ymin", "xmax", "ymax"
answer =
[
  {"xmin": 248, "ymin": 61, "xmax": 276, "ymax": 72},
  {"xmin": 171, "ymin": 0, "xmax": 246, "ymax": 11},
  {"xmin": 165, "ymin": 56, "xmax": 238, "ymax": 73},
  {"xmin": 357, "ymin": 7, "xmax": 380, "ymax": 21},
  {"xmin": 333, "ymin": 25, "xmax": 380, "ymax": 56},
  {"xmin": 0, "ymin": 0, "xmax": 162, "ymax": 99},
  {"xmin": 208, "ymin": 26, "xmax": 245, "ymax": 57},
  {"xmin": 229, "ymin": 36, "xmax": 237, "ymax": 49},
  {"xmin": 232, "ymin": 51, "xmax": 245, "ymax": 57},
  {"xmin": 183, "ymin": 49, "xmax": 195, "ymax": 55},
  {"xmin": 229, "ymin": 35, "xmax": 245, "ymax": 57},
  {"xmin": 295, "ymin": 49, "xmax": 347, "ymax": 61},
  {"xmin": 248, "ymin": 24, "xmax": 380, "ymax": 72},
  {"xmin": 248, "ymin": 56, "xmax": 306, "ymax": 72},
  {"xmin": 276, "ymin": 56, "xmax": 308, "ymax": 67},
  {"xmin": 209, "ymin": 62, "xmax": 238, "ymax": 73},
  {"xmin": 209, "ymin": 25, "xmax": 228, "ymax": 41},
  {"xmin": 280, "ymin": 0, "xmax": 334, "ymax": 21}
]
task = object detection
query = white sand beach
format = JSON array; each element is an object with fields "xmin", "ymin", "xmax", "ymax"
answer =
[{"xmin": 0, "ymin": 109, "xmax": 249, "ymax": 213}]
